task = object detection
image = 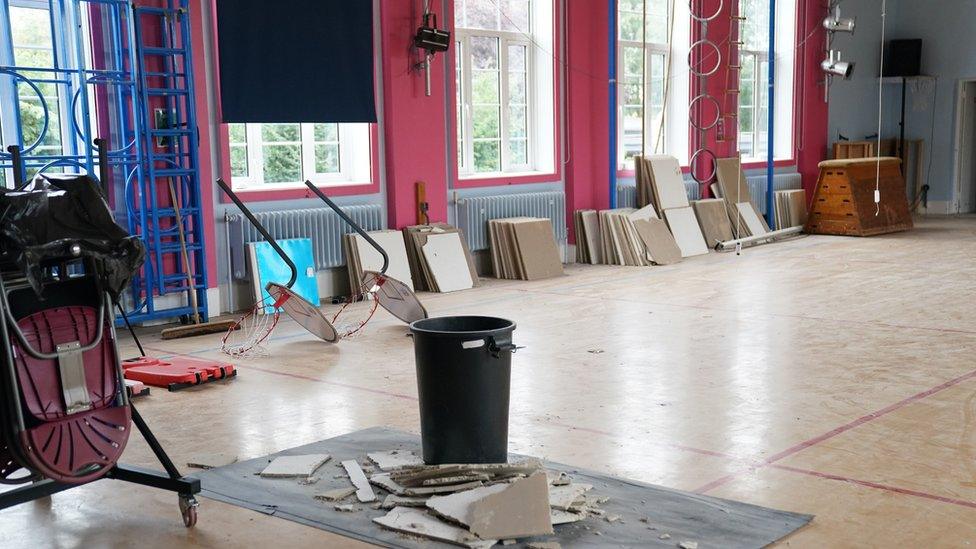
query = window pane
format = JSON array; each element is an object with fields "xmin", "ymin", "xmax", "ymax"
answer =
[
  {"xmin": 313, "ymin": 123, "xmax": 338, "ymax": 142},
  {"xmin": 262, "ymin": 145, "xmax": 302, "ymax": 183},
  {"xmin": 464, "ymin": 0, "xmax": 498, "ymax": 31},
  {"xmin": 618, "ymin": 12, "xmax": 643, "ymax": 42},
  {"xmin": 509, "ymin": 71, "xmax": 526, "ymax": 104},
  {"xmin": 10, "ymin": 7, "xmax": 53, "ymax": 51},
  {"xmin": 470, "ymin": 36, "xmax": 499, "ymax": 69},
  {"xmin": 261, "ymin": 123, "xmax": 300, "ymax": 142},
  {"xmin": 501, "ymin": 0, "xmax": 531, "ymax": 33},
  {"xmin": 739, "ymin": 107, "xmax": 754, "ymax": 132},
  {"xmin": 623, "ymin": 47, "xmax": 643, "ymax": 79},
  {"xmin": 472, "ymin": 71, "xmax": 500, "ymax": 103},
  {"xmin": 622, "ymin": 106, "xmax": 642, "ymax": 160},
  {"xmin": 473, "ymin": 140, "xmax": 500, "ymax": 172},
  {"xmin": 230, "ymin": 146, "xmax": 248, "ymax": 177},
  {"xmin": 229, "ymin": 123, "xmax": 247, "ymax": 143},
  {"xmin": 508, "ymin": 44, "xmax": 526, "ymax": 72},
  {"xmin": 456, "ymin": 41, "xmax": 464, "ymax": 169},
  {"xmin": 472, "ymin": 105, "xmax": 500, "ymax": 138},
  {"xmin": 509, "ymin": 138, "xmax": 527, "ymax": 165},
  {"xmin": 314, "ymin": 144, "xmax": 340, "ymax": 173},
  {"xmin": 510, "ymin": 106, "xmax": 527, "ymax": 138},
  {"xmin": 740, "ymin": 0, "xmax": 770, "ymax": 51},
  {"xmin": 622, "ymin": 82, "xmax": 642, "ymax": 106}
]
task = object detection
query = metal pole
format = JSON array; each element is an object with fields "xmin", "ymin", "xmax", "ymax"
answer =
[
  {"xmin": 899, "ymin": 76, "xmax": 907, "ymax": 165},
  {"xmin": 765, "ymin": 0, "xmax": 777, "ymax": 228},
  {"xmin": 608, "ymin": 0, "xmax": 618, "ymax": 209},
  {"xmin": 716, "ymin": 225, "xmax": 802, "ymax": 251}
]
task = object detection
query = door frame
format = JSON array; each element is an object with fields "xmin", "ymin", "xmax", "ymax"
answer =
[{"xmin": 952, "ymin": 78, "xmax": 976, "ymax": 213}]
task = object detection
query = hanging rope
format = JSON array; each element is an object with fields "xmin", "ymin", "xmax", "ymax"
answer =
[
  {"xmin": 875, "ymin": 0, "xmax": 887, "ymax": 217},
  {"xmin": 641, "ymin": 0, "xmax": 648, "ymax": 157},
  {"xmin": 654, "ymin": 0, "xmax": 677, "ymax": 154}
]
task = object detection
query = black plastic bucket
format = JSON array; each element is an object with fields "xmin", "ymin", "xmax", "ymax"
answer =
[{"xmin": 409, "ymin": 316, "xmax": 517, "ymax": 464}]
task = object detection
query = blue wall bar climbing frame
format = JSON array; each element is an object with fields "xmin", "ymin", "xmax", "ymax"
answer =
[{"xmin": 0, "ymin": 0, "xmax": 208, "ymax": 325}]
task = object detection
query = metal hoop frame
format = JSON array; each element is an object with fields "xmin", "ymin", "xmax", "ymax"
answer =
[
  {"xmin": 688, "ymin": 0, "xmax": 723, "ymax": 22},
  {"xmin": 689, "ymin": 93, "xmax": 722, "ymax": 131},
  {"xmin": 689, "ymin": 148, "xmax": 718, "ymax": 184},
  {"xmin": 688, "ymin": 39, "xmax": 722, "ymax": 77}
]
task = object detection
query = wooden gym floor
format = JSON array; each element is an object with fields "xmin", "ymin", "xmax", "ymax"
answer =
[{"xmin": 2, "ymin": 215, "xmax": 975, "ymax": 548}]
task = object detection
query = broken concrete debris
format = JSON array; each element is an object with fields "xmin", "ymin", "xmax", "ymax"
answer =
[
  {"xmin": 259, "ymin": 454, "xmax": 331, "ymax": 479},
  {"xmin": 547, "ymin": 471, "xmax": 571, "ymax": 486},
  {"xmin": 678, "ymin": 541, "xmax": 699, "ymax": 549},
  {"xmin": 305, "ymin": 452, "xmax": 621, "ymax": 547},
  {"xmin": 342, "ymin": 460, "xmax": 377, "ymax": 503},
  {"xmin": 314, "ymin": 487, "xmax": 356, "ymax": 502},
  {"xmin": 186, "ymin": 452, "xmax": 239, "ymax": 470},
  {"xmin": 373, "ymin": 506, "xmax": 498, "ymax": 549},
  {"xmin": 367, "ymin": 449, "xmax": 424, "ymax": 471},
  {"xmin": 381, "ymin": 494, "xmax": 429, "ymax": 509},
  {"xmin": 548, "ymin": 482, "xmax": 593, "ymax": 511},
  {"xmin": 429, "ymin": 472, "xmax": 554, "ymax": 540},
  {"xmin": 527, "ymin": 543, "xmax": 562, "ymax": 549}
]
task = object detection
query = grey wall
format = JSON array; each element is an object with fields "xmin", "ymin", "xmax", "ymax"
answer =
[
  {"xmin": 888, "ymin": 0, "xmax": 976, "ymax": 204},
  {"xmin": 828, "ymin": 0, "xmax": 976, "ymax": 205},
  {"xmin": 825, "ymin": 0, "xmax": 902, "ymax": 147}
]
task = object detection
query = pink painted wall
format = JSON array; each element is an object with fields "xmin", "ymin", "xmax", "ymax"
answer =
[
  {"xmin": 565, "ymin": 0, "xmax": 611, "ymax": 219},
  {"xmin": 794, "ymin": 0, "xmax": 829, "ymax": 199},
  {"xmin": 176, "ymin": 0, "xmax": 829, "ymax": 287},
  {"xmin": 380, "ymin": 0, "xmax": 450, "ymax": 228}
]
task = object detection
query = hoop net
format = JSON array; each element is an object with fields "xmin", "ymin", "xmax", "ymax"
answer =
[{"xmin": 221, "ymin": 293, "xmax": 281, "ymax": 358}]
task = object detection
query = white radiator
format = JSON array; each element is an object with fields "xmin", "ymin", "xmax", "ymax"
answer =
[
  {"xmin": 456, "ymin": 191, "xmax": 567, "ymax": 251},
  {"xmin": 227, "ymin": 204, "xmax": 384, "ymax": 280},
  {"xmin": 747, "ymin": 172, "xmax": 803, "ymax": 215},
  {"xmin": 616, "ymin": 172, "xmax": 803, "ymax": 214}
]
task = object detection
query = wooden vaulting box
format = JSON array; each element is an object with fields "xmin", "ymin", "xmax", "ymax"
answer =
[{"xmin": 805, "ymin": 157, "xmax": 913, "ymax": 237}]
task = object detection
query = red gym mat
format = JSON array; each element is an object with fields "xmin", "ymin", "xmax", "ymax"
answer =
[{"xmin": 122, "ymin": 356, "xmax": 236, "ymax": 391}]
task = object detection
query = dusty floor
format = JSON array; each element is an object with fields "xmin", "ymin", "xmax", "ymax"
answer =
[{"xmin": 2, "ymin": 215, "xmax": 975, "ymax": 548}]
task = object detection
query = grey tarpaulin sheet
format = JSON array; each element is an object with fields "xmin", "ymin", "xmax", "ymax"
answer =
[{"xmin": 193, "ymin": 428, "xmax": 812, "ymax": 548}]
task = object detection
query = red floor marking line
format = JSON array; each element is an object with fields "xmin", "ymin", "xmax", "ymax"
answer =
[
  {"xmin": 138, "ymin": 346, "xmax": 420, "ymax": 402},
  {"xmin": 552, "ymin": 421, "xmax": 976, "ymax": 511},
  {"xmin": 695, "ymin": 367, "xmax": 976, "ymax": 494},
  {"xmin": 693, "ymin": 472, "xmax": 745, "ymax": 494},
  {"xmin": 762, "ymin": 367, "xmax": 976, "ymax": 466},
  {"xmin": 241, "ymin": 365, "xmax": 420, "ymax": 402},
  {"xmin": 770, "ymin": 464, "xmax": 976, "ymax": 510}
]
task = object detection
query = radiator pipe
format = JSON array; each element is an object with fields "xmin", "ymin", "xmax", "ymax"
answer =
[
  {"xmin": 217, "ymin": 179, "xmax": 298, "ymax": 288},
  {"xmin": 304, "ymin": 181, "xmax": 389, "ymax": 276}
]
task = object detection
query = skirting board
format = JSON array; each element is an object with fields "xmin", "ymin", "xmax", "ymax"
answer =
[
  {"xmin": 918, "ymin": 200, "xmax": 952, "ymax": 215},
  {"xmin": 126, "ymin": 287, "xmax": 223, "ymax": 326}
]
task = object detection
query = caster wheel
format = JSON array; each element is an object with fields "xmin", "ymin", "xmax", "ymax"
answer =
[{"xmin": 179, "ymin": 495, "xmax": 199, "ymax": 528}]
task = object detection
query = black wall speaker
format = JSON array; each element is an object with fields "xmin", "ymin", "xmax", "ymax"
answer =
[{"xmin": 883, "ymin": 39, "xmax": 923, "ymax": 77}]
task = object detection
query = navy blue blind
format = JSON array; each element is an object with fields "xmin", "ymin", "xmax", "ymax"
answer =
[{"xmin": 215, "ymin": 0, "xmax": 377, "ymax": 123}]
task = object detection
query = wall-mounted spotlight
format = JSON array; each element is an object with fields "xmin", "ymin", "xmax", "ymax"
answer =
[
  {"xmin": 822, "ymin": 50, "xmax": 855, "ymax": 79},
  {"xmin": 823, "ymin": 7, "xmax": 856, "ymax": 34},
  {"xmin": 414, "ymin": 4, "xmax": 451, "ymax": 97}
]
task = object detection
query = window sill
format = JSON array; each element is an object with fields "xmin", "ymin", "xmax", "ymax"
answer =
[
  {"xmin": 455, "ymin": 170, "xmax": 560, "ymax": 188},
  {"xmin": 740, "ymin": 158, "xmax": 795, "ymax": 170},
  {"xmin": 219, "ymin": 180, "xmax": 379, "ymax": 203}
]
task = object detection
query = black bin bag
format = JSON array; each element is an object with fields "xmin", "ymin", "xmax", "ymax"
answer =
[{"xmin": 0, "ymin": 173, "xmax": 145, "ymax": 300}]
